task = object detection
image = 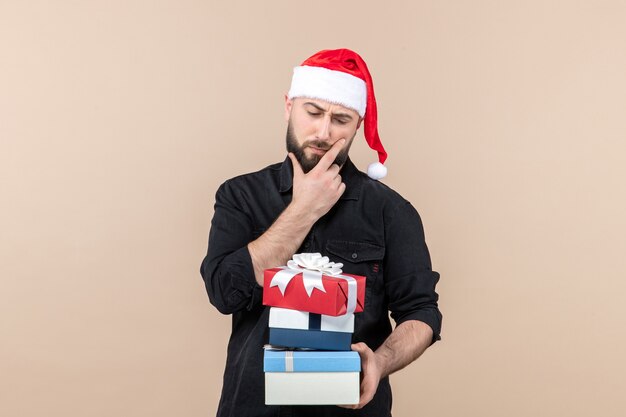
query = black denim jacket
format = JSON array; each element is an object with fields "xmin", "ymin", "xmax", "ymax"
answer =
[{"xmin": 201, "ymin": 157, "xmax": 442, "ymax": 417}]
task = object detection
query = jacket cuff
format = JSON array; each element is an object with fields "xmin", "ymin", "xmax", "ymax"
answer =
[{"xmin": 394, "ymin": 309, "xmax": 442, "ymax": 345}]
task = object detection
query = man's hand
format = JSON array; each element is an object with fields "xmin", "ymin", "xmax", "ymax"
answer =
[
  {"xmin": 338, "ymin": 321, "xmax": 434, "ymax": 410},
  {"xmin": 288, "ymin": 138, "xmax": 346, "ymax": 222},
  {"xmin": 247, "ymin": 139, "xmax": 347, "ymax": 285},
  {"xmin": 338, "ymin": 342, "xmax": 383, "ymax": 410}
]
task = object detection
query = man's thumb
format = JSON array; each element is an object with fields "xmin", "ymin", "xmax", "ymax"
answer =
[{"xmin": 351, "ymin": 342, "xmax": 368, "ymax": 353}]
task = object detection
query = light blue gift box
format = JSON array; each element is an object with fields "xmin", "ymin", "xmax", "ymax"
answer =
[{"xmin": 264, "ymin": 349, "xmax": 361, "ymax": 405}]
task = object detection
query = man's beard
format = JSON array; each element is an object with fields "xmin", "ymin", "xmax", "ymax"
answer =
[{"xmin": 285, "ymin": 121, "xmax": 354, "ymax": 173}]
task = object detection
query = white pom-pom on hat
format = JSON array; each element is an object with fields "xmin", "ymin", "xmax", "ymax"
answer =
[{"xmin": 367, "ymin": 162, "xmax": 387, "ymax": 180}]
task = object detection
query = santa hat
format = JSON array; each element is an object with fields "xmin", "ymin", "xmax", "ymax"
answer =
[{"xmin": 288, "ymin": 48, "xmax": 388, "ymax": 180}]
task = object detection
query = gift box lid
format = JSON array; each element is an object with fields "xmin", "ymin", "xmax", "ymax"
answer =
[
  {"xmin": 269, "ymin": 307, "xmax": 355, "ymax": 333},
  {"xmin": 263, "ymin": 348, "xmax": 361, "ymax": 372}
]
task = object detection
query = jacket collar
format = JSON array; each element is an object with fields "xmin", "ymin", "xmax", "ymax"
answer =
[{"xmin": 278, "ymin": 156, "xmax": 363, "ymax": 201}]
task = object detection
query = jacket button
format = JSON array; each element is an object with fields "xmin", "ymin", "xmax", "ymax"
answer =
[{"xmin": 351, "ymin": 252, "xmax": 358, "ymax": 259}]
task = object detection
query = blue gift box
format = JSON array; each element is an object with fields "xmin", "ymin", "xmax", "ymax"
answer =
[
  {"xmin": 269, "ymin": 327, "xmax": 352, "ymax": 351},
  {"xmin": 263, "ymin": 349, "xmax": 360, "ymax": 372}
]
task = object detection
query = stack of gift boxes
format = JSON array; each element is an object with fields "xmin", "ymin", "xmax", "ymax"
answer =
[{"xmin": 262, "ymin": 253, "xmax": 366, "ymax": 405}]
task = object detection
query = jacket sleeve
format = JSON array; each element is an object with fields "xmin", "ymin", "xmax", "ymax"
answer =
[
  {"xmin": 384, "ymin": 200, "xmax": 442, "ymax": 344},
  {"xmin": 200, "ymin": 180, "xmax": 263, "ymax": 314}
]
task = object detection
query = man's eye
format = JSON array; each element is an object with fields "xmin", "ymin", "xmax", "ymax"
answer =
[
  {"xmin": 334, "ymin": 119, "xmax": 347, "ymax": 125},
  {"xmin": 307, "ymin": 112, "xmax": 321, "ymax": 116}
]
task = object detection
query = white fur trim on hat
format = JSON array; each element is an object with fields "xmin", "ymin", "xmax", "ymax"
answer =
[{"xmin": 288, "ymin": 66, "xmax": 367, "ymax": 116}]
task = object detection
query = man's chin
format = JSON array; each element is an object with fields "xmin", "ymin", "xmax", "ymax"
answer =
[{"xmin": 298, "ymin": 155, "xmax": 321, "ymax": 173}]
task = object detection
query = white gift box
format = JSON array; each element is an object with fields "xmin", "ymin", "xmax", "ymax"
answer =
[
  {"xmin": 265, "ymin": 372, "xmax": 360, "ymax": 405},
  {"xmin": 268, "ymin": 307, "xmax": 355, "ymax": 333}
]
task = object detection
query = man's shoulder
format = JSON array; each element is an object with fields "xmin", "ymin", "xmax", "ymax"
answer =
[{"xmin": 359, "ymin": 173, "xmax": 410, "ymax": 207}]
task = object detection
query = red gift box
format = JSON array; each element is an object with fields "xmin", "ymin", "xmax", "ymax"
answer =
[{"xmin": 262, "ymin": 267, "xmax": 365, "ymax": 316}]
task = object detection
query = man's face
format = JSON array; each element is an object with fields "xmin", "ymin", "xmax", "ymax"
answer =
[{"xmin": 285, "ymin": 97, "xmax": 362, "ymax": 173}]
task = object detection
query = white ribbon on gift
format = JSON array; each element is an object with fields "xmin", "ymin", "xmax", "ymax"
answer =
[
  {"xmin": 285, "ymin": 351, "xmax": 294, "ymax": 372},
  {"xmin": 269, "ymin": 253, "xmax": 358, "ymax": 315}
]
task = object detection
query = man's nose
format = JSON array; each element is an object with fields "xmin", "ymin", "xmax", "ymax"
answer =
[{"xmin": 315, "ymin": 116, "xmax": 331, "ymax": 141}]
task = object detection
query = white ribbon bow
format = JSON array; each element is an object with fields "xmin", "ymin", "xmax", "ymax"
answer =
[
  {"xmin": 269, "ymin": 253, "xmax": 358, "ymax": 315},
  {"xmin": 289, "ymin": 253, "xmax": 344, "ymax": 276},
  {"xmin": 270, "ymin": 253, "xmax": 343, "ymax": 297}
]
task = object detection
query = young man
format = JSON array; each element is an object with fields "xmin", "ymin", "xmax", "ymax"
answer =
[{"xmin": 201, "ymin": 48, "xmax": 442, "ymax": 417}]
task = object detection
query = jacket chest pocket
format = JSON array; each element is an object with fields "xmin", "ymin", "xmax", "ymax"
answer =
[{"xmin": 324, "ymin": 240, "xmax": 385, "ymax": 308}]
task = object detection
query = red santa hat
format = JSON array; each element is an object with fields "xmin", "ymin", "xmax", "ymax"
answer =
[{"xmin": 288, "ymin": 49, "xmax": 388, "ymax": 180}]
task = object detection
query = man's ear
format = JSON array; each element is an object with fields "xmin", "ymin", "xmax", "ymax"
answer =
[
  {"xmin": 356, "ymin": 117, "xmax": 363, "ymax": 130},
  {"xmin": 284, "ymin": 94, "xmax": 293, "ymax": 121}
]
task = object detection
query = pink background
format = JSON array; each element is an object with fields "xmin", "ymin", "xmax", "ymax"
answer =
[{"xmin": 2, "ymin": 1, "xmax": 625, "ymax": 416}]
